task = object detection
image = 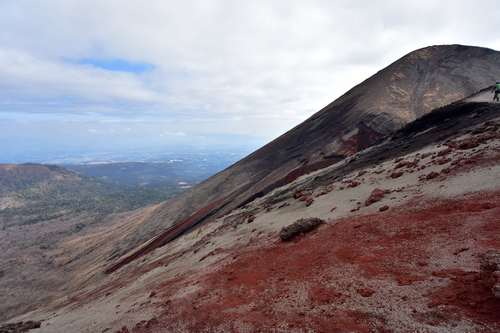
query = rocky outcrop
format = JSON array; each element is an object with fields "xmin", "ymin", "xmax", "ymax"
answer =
[
  {"xmin": 0, "ymin": 321, "xmax": 41, "ymax": 333},
  {"xmin": 481, "ymin": 251, "xmax": 500, "ymax": 299},
  {"xmin": 279, "ymin": 218, "xmax": 325, "ymax": 241},
  {"xmin": 365, "ymin": 188, "xmax": 387, "ymax": 206}
]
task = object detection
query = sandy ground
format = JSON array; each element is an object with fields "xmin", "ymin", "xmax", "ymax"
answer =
[{"xmin": 465, "ymin": 89, "xmax": 498, "ymax": 103}]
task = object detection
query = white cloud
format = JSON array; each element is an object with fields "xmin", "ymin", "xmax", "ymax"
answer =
[
  {"xmin": 0, "ymin": 0, "xmax": 499, "ymax": 141},
  {"xmin": 160, "ymin": 130, "xmax": 187, "ymax": 137},
  {"xmin": 0, "ymin": 48, "xmax": 159, "ymax": 103}
]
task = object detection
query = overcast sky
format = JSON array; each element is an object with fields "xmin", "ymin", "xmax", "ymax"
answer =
[{"xmin": 1, "ymin": 1, "xmax": 499, "ymax": 161}]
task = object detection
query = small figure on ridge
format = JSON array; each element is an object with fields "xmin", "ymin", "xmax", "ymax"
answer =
[{"xmin": 494, "ymin": 81, "xmax": 500, "ymax": 102}]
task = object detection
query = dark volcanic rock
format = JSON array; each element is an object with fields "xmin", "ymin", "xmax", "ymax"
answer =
[
  {"xmin": 279, "ymin": 218, "xmax": 325, "ymax": 241},
  {"xmin": 437, "ymin": 148, "xmax": 453, "ymax": 157},
  {"xmin": 435, "ymin": 157, "xmax": 451, "ymax": 165},
  {"xmin": 345, "ymin": 180, "xmax": 361, "ymax": 188},
  {"xmin": 390, "ymin": 171, "xmax": 404, "ymax": 179},
  {"xmin": 0, "ymin": 321, "xmax": 41, "ymax": 333},
  {"xmin": 304, "ymin": 197, "xmax": 314, "ymax": 207},
  {"xmin": 379, "ymin": 205, "xmax": 390, "ymax": 212},
  {"xmin": 425, "ymin": 172, "xmax": 440, "ymax": 180},
  {"xmin": 357, "ymin": 288, "xmax": 376, "ymax": 297},
  {"xmin": 478, "ymin": 251, "xmax": 500, "ymax": 299},
  {"xmin": 394, "ymin": 159, "xmax": 418, "ymax": 169}
]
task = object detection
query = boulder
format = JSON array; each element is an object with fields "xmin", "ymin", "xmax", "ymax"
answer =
[
  {"xmin": 365, "ymin": 188, "xmax": 386, "ymax": 206},
  {"xmin": 379, "ymin": 205, "xmax": 390, "ymax": 212},
  {"xmin": 279, "ymin": 218, "xmax": 325, "ymax": 241},
  {"xmin": 390, "ymin": 171, "xmax": 404, "ymax": 179}
]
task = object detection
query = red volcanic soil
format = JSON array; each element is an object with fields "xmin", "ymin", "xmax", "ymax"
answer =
[{"xmin": 126, "ymin": 191, "xmax": 500, "ymax": 332}]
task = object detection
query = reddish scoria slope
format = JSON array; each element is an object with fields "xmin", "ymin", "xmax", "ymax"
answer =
[{"xmin": 121, "ymin": 191, "xmax": 500, "ymax": 333}]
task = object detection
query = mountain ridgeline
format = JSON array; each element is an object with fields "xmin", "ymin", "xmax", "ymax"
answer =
[{"xmin": 106, "ymin": 44, "xmax": 500, "ymax": 272}]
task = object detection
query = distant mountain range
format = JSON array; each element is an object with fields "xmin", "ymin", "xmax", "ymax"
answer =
[
  {"xmin": 0, "ymin": 163, "xmax": 173, "ymax": 224},
  {"xmin": 63, "ymin": 154, "xmax": 242, "ymax": 189}
]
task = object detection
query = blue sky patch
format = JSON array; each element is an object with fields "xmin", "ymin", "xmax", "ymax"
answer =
[{"xmin": 73, "ymin": 58, "xmax": 154, "ymax": 73}]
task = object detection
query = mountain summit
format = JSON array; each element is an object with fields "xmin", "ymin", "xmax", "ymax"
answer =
[{"xmin": 107, "ymin": 44, "xmax": 500, "ymax": 271}]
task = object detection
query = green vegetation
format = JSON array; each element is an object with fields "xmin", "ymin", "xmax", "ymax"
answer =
[{"xmin": 0, "ymin": 170, "xmax": 178, "ymax": 229}]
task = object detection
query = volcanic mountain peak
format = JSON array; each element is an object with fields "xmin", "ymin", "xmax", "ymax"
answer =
[
  {"xmin": 325, "ymin": 44, "xmax": 500, "ymax": 124},
  {"xmin": 105, "ymin": 44, "xmax": 500, "ymax": 273},
  {"xmin": 3, "ymin": 44, "xmax": 500, "ymax": 332}
]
